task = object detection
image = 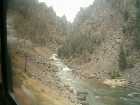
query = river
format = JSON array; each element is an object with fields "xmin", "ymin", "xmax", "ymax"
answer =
[{"xmin": 50, "ymin": 54, "xmax": 140, "ymax": 105}]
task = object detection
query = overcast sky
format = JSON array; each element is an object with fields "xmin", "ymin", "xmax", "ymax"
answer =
[{"xmin": 38, "ymin": 0, "xmax": 95, "ymax": 22}]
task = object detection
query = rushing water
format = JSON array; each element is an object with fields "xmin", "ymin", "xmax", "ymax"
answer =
[{"xmin": 50, "ymin": 54, "xmax": 140, "ymax": 105}]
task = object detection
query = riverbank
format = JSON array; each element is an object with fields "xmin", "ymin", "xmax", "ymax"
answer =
[
  {"xmin": 62, "ymin": 57, "xmax": 140, "ymax": 89},
  {"xmin": 49, "ymin": 54, "xmax": 140, "ymax": 105},
  {"xmin": 13, "ymin": 71, "xmax": 75, "ymax": 105},
  {"xmin": 12, "ymin": 50, "xmax": 140, "ymax": 105}
]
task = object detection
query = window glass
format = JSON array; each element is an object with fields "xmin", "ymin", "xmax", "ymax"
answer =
[{"xmin": 7, "ymin": 0, "xmax": 140, "ymax": 105}]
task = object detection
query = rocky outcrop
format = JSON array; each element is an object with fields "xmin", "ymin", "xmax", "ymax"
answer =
[{"xmin": 58, "ymin": 0, "xmax": 140, "ymax": 86}]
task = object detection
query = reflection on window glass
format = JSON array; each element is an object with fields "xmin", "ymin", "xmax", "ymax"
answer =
[{"xmin": 7, "ymin": 0, "xmax": 140, "ymax": 105}]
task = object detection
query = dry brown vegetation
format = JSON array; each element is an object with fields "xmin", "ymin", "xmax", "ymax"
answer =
[{"xmin": 13, "ymin": 71, "xmax": 74, "ymax": 105}]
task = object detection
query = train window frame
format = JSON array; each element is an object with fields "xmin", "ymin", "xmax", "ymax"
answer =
[{"xmin": 1, "ymin": 0, "xmax": 20, "ymax": 105}]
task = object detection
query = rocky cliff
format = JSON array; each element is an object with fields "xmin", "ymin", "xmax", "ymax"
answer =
[{"xmin": 58, "ymin": 0, "xmax": 140, "ymax": 86}]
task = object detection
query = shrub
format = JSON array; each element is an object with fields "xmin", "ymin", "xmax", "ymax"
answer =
[
  {"xmin": 110, "ymin": 70, "xmax": 121, "ymax": 79},
  {"xmin": 135, "ymin": 0, "xmax": 140, "ymax": 49},
  {"xmin": 118, "ymin": 46, "xmax": 127, "ymax": 71},
  {"xmin": 58, "ymin": 33, "xmax": 100, "ymax": 58}
]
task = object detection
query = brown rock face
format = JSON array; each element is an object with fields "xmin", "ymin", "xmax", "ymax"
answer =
[{"xmin": 58, "ymin": 0, "xmax": 140, "ymax": 85}]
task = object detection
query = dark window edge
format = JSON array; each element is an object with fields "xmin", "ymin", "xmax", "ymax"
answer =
[{"xmin": 0, "ymin": 0, "xmax": 21, "ymax": 105}]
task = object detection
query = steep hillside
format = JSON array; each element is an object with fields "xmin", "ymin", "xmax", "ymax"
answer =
[
  {"xmin": 58, "ymin": 0, "xmax": 140, "ymax": 86},
  {"xmin": 8, "ymin": 0, "xmax": 71, "ymax": 50}
]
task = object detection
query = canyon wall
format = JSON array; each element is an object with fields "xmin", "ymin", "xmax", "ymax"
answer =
[
  {"xmin": 8, "ymin": 0, "xmax": 71, "ymax": 49},
  {"xmin": 58, "ymin": 0, "xmax": 140, "ymax": 85}
]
